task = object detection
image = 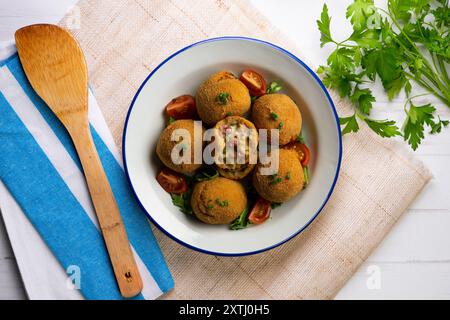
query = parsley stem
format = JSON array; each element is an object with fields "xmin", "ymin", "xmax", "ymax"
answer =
[
  {"xmin": 403, "ymin": 93, "xmax": 431, "ymax": 114},
  {"xmin": 437, "ymin": 56, "xmax": 450, "ymax": 88},
  {"xmin": 420, "ymin": 67, "xmax": 450, "ymax": 100},
  {"xmin": 381, "ymin": 7, "xmax": 422, "ymax": 55},
  {"xmin": 336, "ymin": 42, "xmax": 355, "ymax": 48},
  {"xmin": 332, "ymin": 36, "xmax": 353, "ymax": 47},
  {"xmin": 379, "ymin": 5, "xmax": 450, "ymax": 102},
  {"xmin": 404, "ymin": 72, "xmax": 450, "ymax": 105},
  {"xmin": 430, "ymin": 53, "xmax": 450, "ymax": 92},
  {"xmin": 355, "ymin": 110, "xmax": 367, "ymax": 121}
]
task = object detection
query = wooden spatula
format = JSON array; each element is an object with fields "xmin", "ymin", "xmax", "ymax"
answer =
[{"xmin": 15, "ymin": 24, "xmax": 143, "ymax": 298}]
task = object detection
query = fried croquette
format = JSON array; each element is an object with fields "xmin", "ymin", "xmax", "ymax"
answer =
[
  {"xmin": 156, "ymin": 119, "xmax": 204, "ymax": 174},
  {"xmin": 252, "ymin": 93, "xmax": 302, "ymax": 146},
  {"xmin": 252, "ymin": 149, "xmax": 304, "ymax": 202},
  {"xmin": 196, "ymin": 71, "xmax": 251, "ymax": 125},
  {"xmin": 191, "ymin": 177, "xmax": 247, "ymax": 224}
]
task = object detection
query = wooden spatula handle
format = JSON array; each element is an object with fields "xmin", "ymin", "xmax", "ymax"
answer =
[{"xmin": 66, "ymin": 115, "xmax": 143, "ymax": 298}]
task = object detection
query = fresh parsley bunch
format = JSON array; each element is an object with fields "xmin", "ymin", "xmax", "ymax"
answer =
[{"xmin": 317, "ymin": 0, "xmax": 449, "ymax": 149}]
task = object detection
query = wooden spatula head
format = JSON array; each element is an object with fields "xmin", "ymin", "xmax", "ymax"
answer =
[{"xmin": 15, "ymin": 24, "xmax": 88, "ymax": 125}]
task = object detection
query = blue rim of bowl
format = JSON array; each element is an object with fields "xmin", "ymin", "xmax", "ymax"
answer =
[{"xmin": 122, "ymin": 36, "xmax": 343, "ymax": 256}]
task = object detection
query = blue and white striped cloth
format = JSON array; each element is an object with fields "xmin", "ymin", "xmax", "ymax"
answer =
[{"xmin": 0, "ymin": 52, "xmax": 173, "ymax": 300}]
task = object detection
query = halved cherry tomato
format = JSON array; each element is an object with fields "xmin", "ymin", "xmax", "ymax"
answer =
[
  {"xmin": 165, "ymin": 95, "xmax": 196, "ymax": 120},
  {"xmin": 240, "ymin": 69, "xmax": 267, "ymax": 97},
  {"xmin": 285, "ymin": 142, "xmax": 311, "ymax": 167},
  {"xmin": 248, "ymin": 198, "xmax": 272, "ymax": 224},
  {"xmin": 156, "ymin": 168, "xmax": 187, "ymax": 194}
]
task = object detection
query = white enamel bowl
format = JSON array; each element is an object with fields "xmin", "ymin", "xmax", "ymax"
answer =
[{"xmin": 123, "ymin": 37, "xmax": 342, "ymax": 256}]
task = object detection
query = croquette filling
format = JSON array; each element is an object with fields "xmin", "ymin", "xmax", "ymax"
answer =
[{"xmin": 217, "ymin": 122, "xmax": 253, "ymax": 173}]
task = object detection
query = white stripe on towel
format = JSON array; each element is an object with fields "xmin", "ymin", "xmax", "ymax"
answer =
[{"xmin": 0, "ymin": 67, "xmax": 162, "ymax": 300}]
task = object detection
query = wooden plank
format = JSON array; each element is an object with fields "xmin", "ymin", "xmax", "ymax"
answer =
[
  {"xmin": 367, "ymin": 210, "xmax": 450, "ymax": 262},
  {"xmin": 409, "ymin": 156, "xmax": 450, "ymax": 210},
  {"xmin": 336, "ymin": 261, "xmax": 450, "ymax": 299}
]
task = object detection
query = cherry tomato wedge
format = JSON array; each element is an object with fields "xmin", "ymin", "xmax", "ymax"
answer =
[
  {"xmin": 248, "ymin": 198, "xmax": 272, "ymax": 224},
  {"xmin": 239, "ymin": 69, "xmax": 267, "ymax": 97},
  {"xmin": 165, "ymin": 94, "xmax": 196, "ymax": 120},
  {"xmin": 156, "ymin": 168, "xmax": 187, "ymax": 194},
  {"xmin": 284, "ymin": 142, "xmax": 311, "ymax": 167}
]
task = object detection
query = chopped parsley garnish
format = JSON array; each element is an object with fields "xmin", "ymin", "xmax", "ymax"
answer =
[
  {"xmin": 277, "ymin": 121, "xmax": 284, "ymax": 130},
  {"xmin": 217, "ymin": 92, "xmax": 230, "ymax": 105},
  {"xmin": 285, "ymin": 172, "xmax": 291, "ymax": 180},
  {"xmin": 270, "ymin": 112, "xmax": 279, "ymax": 120},
  {"xmin": 225, "ymin": 111, "xmax": 233, "ymax": 116},
  {"xmin": 207, "ymin": 200, "xmax": 214, "ymax": 210},
  {"xmin": 167, "ymin": 116, "xmax": 175, "ymax": 126},
  {"xmin": 296, "ymin": 134, "xmax": 305, "ymax": 143},
  {"xmin": 216, "ymin": 198, "xmax": 229, "ymax": 207},
  {"xmin": 267, "ymin": 81, "xmax": 282, "ymax": 94},
  {"xmin": 303, "ymin": 166, "xmax": 310, "ymax": 187},
  {"xmin": 270, "ymin": 177, "xmax": 283, "ymax": 185}
]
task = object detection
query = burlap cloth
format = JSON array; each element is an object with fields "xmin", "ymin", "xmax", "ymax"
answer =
[{"xmin": 59, "ymin": 0, "xmax": 432, "ymax": 299}]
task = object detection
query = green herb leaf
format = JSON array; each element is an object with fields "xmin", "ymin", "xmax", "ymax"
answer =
[
  {"xmin": 207, "ymin": 199, "xmax": 214, "ymax": 210},
  {"xmin": 318, "ymin": 0, "xmax": 450, "ymax": 150},
  {"xmin": 296, "ymin": 134, "xmax": 305, "ymax": 143},
  {"xmin": 171, "ymin": 193, "xmax": 192, "ymax": 215},
  {"xmin": 278, "ymin": 121, "xmax": 284, "ymax": 130},
  {"xmin": 328, "ymin": 47, "xmax": 355, "ymax": 73},
  {"xmin": 346, "ymin": 0, "xmax": 375, "ymax": 31},
  {"xmin": 270, "ymin": 112, "xmax": 279, "ymax": 120},
  {"xmin": 389, "ymin": 0, "xmax": 429, "ymax": 22},
  {"xmin": 339, "ymin": 113, "xmax": 360, "ymax": 135},
  {"xmin": 267, "ymin": 81, "xmax": 283, "ymax": 94},
  {"xmin": 322, "ymin": 68, "xmax": 355, "ymax": 97},
  {"xmin": 403, "ymin": 103, "xmax": 436, "ymax": 150},
  {"xmin": 364, "ymin": 118, "xmax": 401, "ymax": 138},
  {"xmin": 354, "ymin": 47, "xmax": 362, "ymax": 66},
  {"xmin": 303, "ymin": 166, "xmax": 310, "ymax": 187},
  {"xmin": 229, "ymin": 207, "xmax": 250, "ymax": 230},
  {"xmin": 317, "ymin": 4, "xmax": 333, "ymax": 47},
  {"xmin": 167, "ymin": 116, "xmax": 175, "ymax": 126},
  {"xmin": 270, "ymin": 177, "xmax": 283, "ymax": 185},
  {"xmin": 351, "ymin": 87, "xmax": 375, "ymax": 114},
  {"xmin": 215, "ymin": 198, "xmax": 229, "ymax": 207},
  {"xmin": 361, "ymin": 47, "xmax": 402, "ymax": 86},
  {"xmin": 385, "ymin": 74, "xmax": 408, "ymax": 100},
  {"xmin": 349, "ymin": 29, "xmax": 382, "ymax": 49},
  {"xmin": 430, "ymin": 117, "xmax": 449, "ymax": 135}
]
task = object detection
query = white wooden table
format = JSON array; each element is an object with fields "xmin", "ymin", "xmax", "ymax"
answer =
[{"xmin": 0, "ymin": 0, "xmax": 449, "ymax": 300}]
